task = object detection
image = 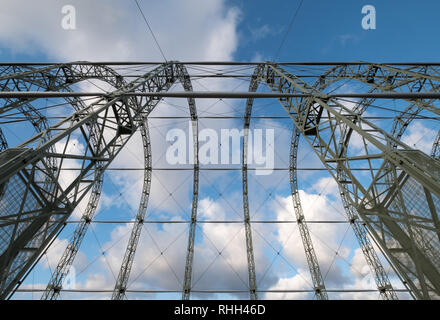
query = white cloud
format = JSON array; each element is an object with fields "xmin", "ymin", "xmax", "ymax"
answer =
[
  {"xmin": 309, "ymin": 176, "xmax": 340, "ymax": 198},
  {"xmin": 401, "ymin": 121, "xmax": 437, "ymax": 154},
  {"xmin": 265, "ymin": 270, "xmax": 312, "ymax": 300},
  {"xmin": 270, "ymin": 193, "xmax": 351, "ymax": 286},
  {"xmin": 349, "ymin": 247, "xmax": 370, "ymax": 278},
  {"xmin": 338, "ymin": 34, "xmax": 360, "ymax": 46},
  {"xmin": 249, "ymin": 25, "xmax": 273, "ymax": 41},
  {"xmin": 0, "ymin": 0, "xmax": 240, "ymax": 62}
]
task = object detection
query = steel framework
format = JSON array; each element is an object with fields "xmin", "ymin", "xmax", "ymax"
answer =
[{"xmin": 0, "ymin": 61, "xmax": 439, "ymax": 300}]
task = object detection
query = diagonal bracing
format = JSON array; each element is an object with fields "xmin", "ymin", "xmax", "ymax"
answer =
[
  {"xmin": 0, "ymin": 63, "xmax": 178, "ymax": 298},
  {"xmin": 260, "ymin": 63, "xmax": 440, "ymax": 299}
]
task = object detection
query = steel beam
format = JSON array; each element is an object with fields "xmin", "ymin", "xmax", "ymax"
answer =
[
  {"xmin": 289, "ymin": 129, "xmax": 329, "ymax": 299},
  {"xmin": 41, "ymin": 66, "xmax": 128, "ymax": 300},
  {"xmin": 241, "ymin": 65, "xmax": 263, "ymax": 300},
  {"xmin": 261, "ymin": 63, "xmax": 440, "ymax": 299},
  {"xmin": 111, "ymin": 120, "xmax": 152, "ymax": 300},
  {"xmin": 2, "ymin": 91, "xmax": 440, "ymax": 100},
  {"xmin": 179, "ymin": 64, "xmax": 199, "ymax": 301},
  {"xmin": 313, "ymin": 65, "xmax": 402, "ymax": 299},
  {"xmin": 0, "ymin": 63, "xmax": 177, "ymax": 298}
]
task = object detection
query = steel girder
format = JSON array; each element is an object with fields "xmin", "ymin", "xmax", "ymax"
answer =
[
  {"xmin": 0, "ymin": 64, "xmax": 126, "ymax": 116},
  {"xmin": 260, "ymin": 63, "xmax": 440, "ymax": 299},
  {"xmin": 270, "ymin": 63, "xmax": 397, "ymax": 299},
  {"xmin": 41, "ymin": 66, "xmax": 129, "ymax": 300},
  {"xmin": 245, "ymin": 65, "xmax": 327, "ymax": 300},
  {"xmin": 111, "ymin": 120, "xmax": 152, "ymax": 300},
  {"xmin": 0, "ymin": 64, "xmax": 127, "ymax": 244},
  {"xmin": 314, "ymin": 63, "xmax": 440, "ymax": 299},
  {"xmin": 41, "ymin": 165, "xmax": 104, "ymax": 300},
  {"xmin": 177, "ymin": 64, "xmax": 199, "ymax": 301},
  {"xmin": 289, "ymin": 129, "xmax": 329, "ymax": 299},
  {"xmin": 109, "ymin": 63, "xmax": 198, "ymax": 300},
  {"xmin": 0, "ymin": 63, "xmax": 178, "ymax": 299},
  {"xmin": 310, "ymin": 67, "xmax": 399, "ymax": 299},
  {"xmin": 241, "ymin": 65, "xmax": 263, "ymax": 300},
  {"xmin": 317, "ymin": 63, "xmax": 440, "ymax": 116}
]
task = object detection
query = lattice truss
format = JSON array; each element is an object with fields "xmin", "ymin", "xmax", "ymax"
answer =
[{"xmin": 0, "ymin": 62, "xmax": 439, "ymax": 300}]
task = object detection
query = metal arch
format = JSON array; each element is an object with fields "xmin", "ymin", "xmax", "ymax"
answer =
[
  {"xmin": 0, "ymin": 65, "xmax": 130, "ymax": 298},
  {"xmin": 307, "ymin": 66, "xmax": 434, "ymax": 299},
  {"xmin": 41, "ymin": 66, "xmax": 128, "ymax": 300},
  {"xmin": 307, "ymin": 70, "xmax": 398, "ymax": 299},
  {"xmin": 41, "ymin": 165, "xmax": 104, "ymax": 300},
  {"xmin": 0, "ymin": 63, "xmax": 127, "ymax": 218},
  {"xmin": 0, "ymin": 64, "xmax": 124, "ymax": 195},
  {"xmin": 318, "ymin": 63, "xmax": 440, "ymax": 96},
  {"xmin": 322, "ymin": 64, "xmax": 440, "ymax": 299},
  {"xmin": 175, "ymin": 64, "xmax": 199, "ymax": 301},
  {"xmin": 241, "ymin": 65, "xmax": 264, "ymax": 300},
  {"xmin": 315, "ymin": 64, "xmax": 440, "ymax": 145},
  {"xmin": 242, "ymin": 64, "xmax": 327, "ymax": 300},
  {"xmin": 111, "ymin": 120, "xmax": 152, "ymax": 300},
  {"xmin": 315, "ymin": 63, "xmax": 440, "ymax": 299},
  {"xmin": 0, "ymin": 63, "xmax": 177, "ymax": 299},
  {"xmin": 111, "ymin": 63, "xmax": 199, "ymax": 300},
  {"xmin": 0, "ymin": 63, "xmax": 127, "ymax": 115},
  {"xmin": 316, "ymin": 64, "xmax": 440, "ymax": 118},
  {"xmin": 260, "ymin": 63, "xmax": 440, "ymax": 299},
  {"xmin": 289, "ymin": 129, "xmax": 329, "ymax": 299},
  {"xmin": 318, "ymin": 68, "xmax": 438, "ymax": 297}
]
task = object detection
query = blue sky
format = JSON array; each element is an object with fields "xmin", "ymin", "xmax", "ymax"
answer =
[
  {"xmin": 1, "ymin": 0, "xmax": 440, "ymax": 63},
  {"xmin": 0, "ymin": 0, "xmax": 439, "ymax": 300},
  {"xmin": 233, "ymin": 0, "xmax": 440, "ymax": 62}
]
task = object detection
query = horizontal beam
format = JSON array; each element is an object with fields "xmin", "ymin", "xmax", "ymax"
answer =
[
  {"xmin": 2, "ymin": 91, "xmax": 440, "ymax": 99},
  {"xmin": 1, "ymin": 61, "xmax": 440, "ymax": 66},
  {"xmin": 8, "ymin": 74, "xmax": 437, "ymax": 79},
  {"xmin": 13, "ymin": 288, "xmax": 412, "ymax": 293},
  {"xmin": 63, "ymin": 220, "xmax": 350, "ymax": 224},
  {"xmin": 59, "ymin": 167, "xmax": 383, "ymax": 171}
]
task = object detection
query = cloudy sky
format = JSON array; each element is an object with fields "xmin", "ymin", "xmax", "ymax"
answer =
[{"xmin": 1, "ymin": 0, "xmax": 439, "ymax": 300}]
